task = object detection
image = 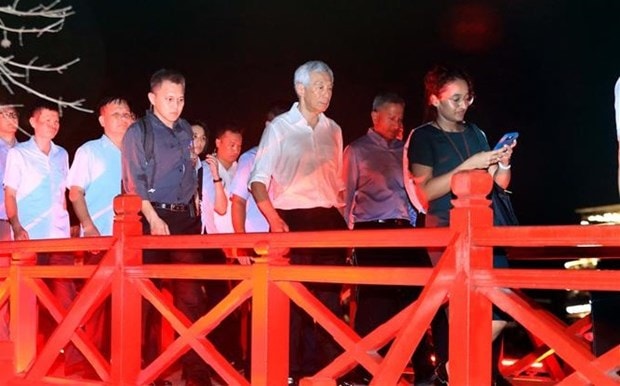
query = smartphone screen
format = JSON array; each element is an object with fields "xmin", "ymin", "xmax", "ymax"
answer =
[{"xmin": 494, "ymin": 132, "xmax": 519, "ymax": 150}]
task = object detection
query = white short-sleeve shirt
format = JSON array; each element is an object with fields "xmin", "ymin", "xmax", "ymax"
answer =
[
  {"xmin": 229, "ymin": 147, "xmax": 269, "ymax": 232},
  {"xmin": 67, "ymin": 135, "xmax": 121, "ymax": 236},
  {"xmin": 3, "ymin": 137, "xmax": 70, "ymax": 239}
]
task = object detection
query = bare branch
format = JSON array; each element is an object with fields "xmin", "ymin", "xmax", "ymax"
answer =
[{"xmin": 0, "ymin": 0, "xmax": 92, "ymax": 114}]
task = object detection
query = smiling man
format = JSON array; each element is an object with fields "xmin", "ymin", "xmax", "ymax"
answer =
[{"xmin": 250, "ymin": 60, "xmax": 347, "ymax": 383}]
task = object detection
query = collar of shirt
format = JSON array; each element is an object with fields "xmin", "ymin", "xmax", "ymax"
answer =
[
  {"xmin": 25, "ymin": 136, "xmax": 61, "ymax": 156},
  {"xmin": 366, "ymin": 128, "xmax": 402, "ymax": 149},
  {"xmin": 288, "ymin": 101, "xmax": 330, "ymax": 129}
]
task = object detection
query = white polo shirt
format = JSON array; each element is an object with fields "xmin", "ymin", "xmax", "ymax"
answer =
[
  {"xmin": 67, "ymin": 134, "xmax": 121, "ymax": 236},
  {"xmin": 3, "ymin": 137, "xmax": 70, "ymax": 239}
]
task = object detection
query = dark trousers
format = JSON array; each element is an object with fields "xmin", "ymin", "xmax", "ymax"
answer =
[
  {"xmin": 142, "ymin": 209, "xmax": 209, "ymax": 380},
  {"xmin": 277, "ymin": 207, "xmax": 348, "ymax": 376},
  {"xmin": 352, "ymin": 220, "xmax": 434, "ymax": 380}
]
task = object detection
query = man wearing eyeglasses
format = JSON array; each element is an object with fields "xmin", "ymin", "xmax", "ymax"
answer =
[{"xmin": 0, "ymin": 101, "xmax": 19, "ymax": 341}]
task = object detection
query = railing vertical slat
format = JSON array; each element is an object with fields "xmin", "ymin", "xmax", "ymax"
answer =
[
  {"xmin": 449, "ymin": 170, "xmax": 494, "ymax": 385},
  {"xmin": 251, "ymin": 255, "xmax": 290, "ymax": 386},
  {"xmin": 10, "ymin": 252, "xmax": 37, "ymax": 374},
  {"xmin": 110, "ymin": 194, "xmax": 143, "ymax": 385}
]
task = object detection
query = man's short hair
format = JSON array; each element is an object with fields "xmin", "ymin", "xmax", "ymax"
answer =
[
  {"xmin": 214, "ymin": 122, "xmax": 243, "ymax": 140},
  {"xmin": 150, "ymin": 69, "xmax": 185, "ymax": 92},
  {"xmin": 97, "ymin": 96, "xmax": 130, "ymax": 115},
  {"xmin": 372, "ymin": 92, "xmax": 405, "ymax": 112},
  {"xmin": 29, "ymin": 102, "xmax": 59, "ymax": 119},
  {"xmin": 293, "ymin": 60, "xmax": 333, "ymax": 88}
]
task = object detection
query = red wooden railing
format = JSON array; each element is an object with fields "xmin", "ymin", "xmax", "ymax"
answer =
[{"xmin": 0, "ymin": 169, "xmax": 619, "ymax": 385}]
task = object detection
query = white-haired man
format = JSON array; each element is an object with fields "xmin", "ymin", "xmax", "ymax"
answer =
[{"xmin": 250, "ymin": 60, "xmax": 347, "ymax": 383}]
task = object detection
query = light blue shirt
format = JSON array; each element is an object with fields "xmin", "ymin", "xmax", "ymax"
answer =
[
  {"xmin": 343, "ymin": 128, "xmax": 414, "ymax": 227},
  {"xmin": 3, "ymin": 137, "xmax": 70, "ymax": 239},
  {"xmin": 229, "ymin": 147, "xmax": 269, "ymax": 232},
  {"xmin": 67, "ymin": 135, "xmax": 121, "ymax": 236},
  {"xmin": 0, "ymin": 137, "xmax": 17, "ymax": 220}
]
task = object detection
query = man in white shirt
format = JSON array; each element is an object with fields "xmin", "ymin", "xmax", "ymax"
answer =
[
  {"xmin": 66, "ymin": 97, "xmax": 133, "ymax": 373},
  {"xmin": 250, "ymin": 60, "xmax": 347, "ymax": 381},
  {"xmin": 199, "ymin": 123, "xmax": 244, "ymax": 369},
  {"xmin": 0, "ymin": 101, "xmax": 19, "ymax": 341},
  {"xmin": 3, "ymin": 103, "xmax": 77, "ymax": 373},
  {"xmin": 200, "ymin": 124, "xmax": 242, "ymax": 235}
]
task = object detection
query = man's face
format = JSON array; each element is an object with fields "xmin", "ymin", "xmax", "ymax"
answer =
[
  {"xmin": 215, "ymin": 130, "xmax": 242, "ymax": 165},
  {"xmin": 148, "ymin": 80, "xmax": 185, "ymax": 127},
  {"xmin": 298, "ymin": 71, "xmax": 333, "ymax": 115},
  {"xmin": 99, "ymin": 101, "xmax": 133, "ymax": 138},
  {"xmin": 371, "ymin": 102, "xmax": 404, "ymax": 141},
  {"xmin": 0, "ymin": 107, "xmax": 18, "ymax": 137},
  {"xmin": 30, "ymin": 108, "xmax": 60, "ymax": 140}
]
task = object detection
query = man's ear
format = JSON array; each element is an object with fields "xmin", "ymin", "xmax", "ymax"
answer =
[
  {"xmin": 215, "ymin": 137, "xmax": 221, "ymax": 153},
  {"xmin": 98, "ymin": 114, "xmax": 105, "ymax": 128},
  {"xmin": 147, "ymin": 92, "xmax": 155, "ymax": 107},
  {"xmin": 294, "ymin": 83, "xmax": 305, "ymax": 98},
  {"xmin": 370, "ymin": 110, "xmax": 378, "ymax": 126}
]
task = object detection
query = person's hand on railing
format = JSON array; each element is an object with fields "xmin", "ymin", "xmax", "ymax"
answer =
[{"xmin": 12, "ymin": 225, "xmax": 29, "ymax": 240}]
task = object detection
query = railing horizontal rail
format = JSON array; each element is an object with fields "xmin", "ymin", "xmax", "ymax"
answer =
[
  {"xmin": 475, "ymin": 225, "xmax": 620, "ymax": 247},
  {"xmin": 129, "ymin": 228, "xmax": 455, "ymax": 250},
  {"xmin": 473, "ymin": 268, "xmax": 620, "ymax": 290},
  {"xmin": 0, "ymin": 237, "xmax": 115, "ymax": 253}
]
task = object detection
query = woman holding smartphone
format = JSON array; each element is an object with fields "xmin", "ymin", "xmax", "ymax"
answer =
[{"xmin": 408, "ymin": 65, "xmax": 515, "ymax": 385}]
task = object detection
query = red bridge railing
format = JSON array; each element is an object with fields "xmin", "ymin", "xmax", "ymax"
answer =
[{"xmin": 0, "ymin": 169, "xmax": 619, "ymax": 385}]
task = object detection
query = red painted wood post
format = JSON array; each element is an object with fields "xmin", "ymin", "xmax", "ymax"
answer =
[
  {"xmin": 10, "ymin": 251, "xmax": 37, "ymax": 374},
  {"xmin": 448, "ymin": 170, "xmax": 494, "ymax": 385},
  {"xmin": 250, "ymin": 242, "xmax": 290, "ymax": 386},
  {"xmin": 110, "ymin": 194, "xmax": 143, "ymax": 385}
]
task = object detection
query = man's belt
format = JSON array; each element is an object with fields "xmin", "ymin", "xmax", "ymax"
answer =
[
  {"xmin": 374, "ymin": 218, "xmax": 410, "ymax": 227},
  {"xmin": 150, "ymin": 202, "xmax": 189, "ymax": 212}
]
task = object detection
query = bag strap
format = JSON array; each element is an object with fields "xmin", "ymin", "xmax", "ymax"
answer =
[{"xmin": 139, "ymin": 117, "xmax": 156, "ymax": 192}]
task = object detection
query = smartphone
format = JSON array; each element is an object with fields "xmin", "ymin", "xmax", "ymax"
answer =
[{"xmin": 493, "ymin": 132, "xmax": 519, "ymax": 150}]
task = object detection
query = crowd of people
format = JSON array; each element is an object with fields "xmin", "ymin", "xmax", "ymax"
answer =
[{"xmin": 0, "ymin": 60, "xmax": 517, "ymax": 386}]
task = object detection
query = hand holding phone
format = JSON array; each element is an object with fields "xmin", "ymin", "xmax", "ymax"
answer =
[{"xmin": 494, "ymin": 132, "xmax": 519, "ymax": 151}]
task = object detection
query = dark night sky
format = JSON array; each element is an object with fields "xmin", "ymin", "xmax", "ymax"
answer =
[{"xmin": 6, "ymin": 0, "xmax": 620, "ymax": 225}]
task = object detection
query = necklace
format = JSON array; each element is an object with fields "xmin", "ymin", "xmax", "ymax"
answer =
[{"xmin": 435, "ymin": 121, "xmax": 471, "ymax": 162}]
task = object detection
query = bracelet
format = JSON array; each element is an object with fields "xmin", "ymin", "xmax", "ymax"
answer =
[
  {"xmin": 213, "ymin": 178, "xmax": 223, "ymax": 183},
  {"xmin": 498, "ymin": 162, "xmax": 511, "ymax": 170}
]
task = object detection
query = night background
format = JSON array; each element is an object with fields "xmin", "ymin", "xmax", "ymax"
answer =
[{"xmin": 5, "ymin": 0, "xmax": 620, "ymax": 225}]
